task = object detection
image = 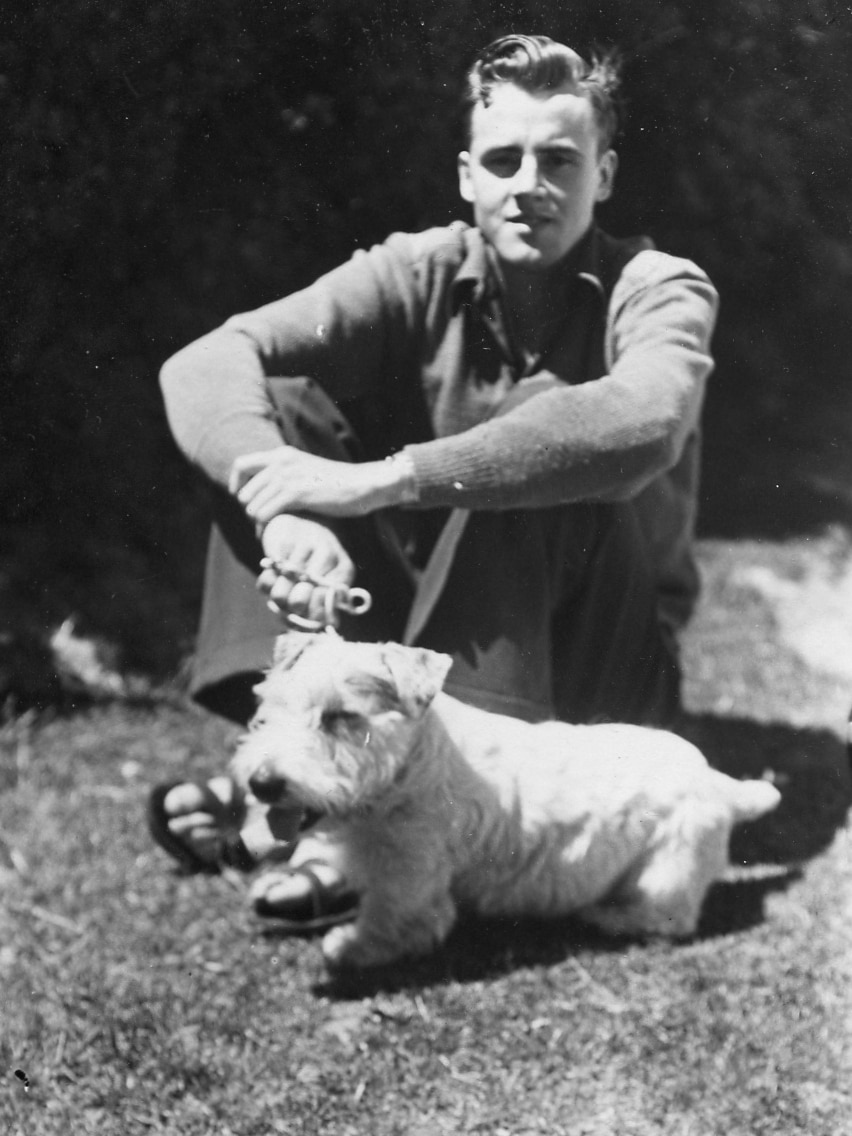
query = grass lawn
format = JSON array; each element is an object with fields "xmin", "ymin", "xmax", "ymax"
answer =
[{"xmin": 2, "ymin": 534, "xmax": 851, "ymax": 1136}]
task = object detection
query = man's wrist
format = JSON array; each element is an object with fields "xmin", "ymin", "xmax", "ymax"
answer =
[{"xmin": 370, "ymin": 451, "xmax": 419, "ymax": 509}]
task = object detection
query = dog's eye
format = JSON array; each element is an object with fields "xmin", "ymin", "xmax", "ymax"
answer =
[
  {"xmin": 321, "ymin": 709, "xmax": 370, "ymax": 744},
  {"xmin": 321, "ymin": 709, "xmax": 360, "ymax": 733}
]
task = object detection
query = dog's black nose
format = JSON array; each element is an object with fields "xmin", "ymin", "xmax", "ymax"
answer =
[{"xmin": 248, "ymin": 765, "xmax": 288, "ymax": 804}]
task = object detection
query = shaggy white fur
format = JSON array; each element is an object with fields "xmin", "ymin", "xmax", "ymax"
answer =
[{"xmin": 231, "ymin": 632, "xmax": 781, "ymax": 969}]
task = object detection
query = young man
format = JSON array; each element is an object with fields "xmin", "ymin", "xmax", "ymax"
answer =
[{"xmin": 150, "ymin": 35, "xmax": 718, "ymax": 926}]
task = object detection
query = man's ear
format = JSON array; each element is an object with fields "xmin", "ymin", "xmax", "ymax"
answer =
[
  {"xmin": 458, "ymin": 151, "xmax": 475, "ymax": 204},
  {"xmin": 381, "ymin": 643, "xmax": 453, "ymax": 717},
  {"xmin": 595, "ymin": 149, "xmax": 618, "ymax": 203}
]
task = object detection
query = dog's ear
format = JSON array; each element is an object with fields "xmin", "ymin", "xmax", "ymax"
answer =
[
  {"xmin": 380, "ymin": 644, "xmax": 453, "ymax": 717},
  {"xmin": 271, "ymin": 631, "xmax": 315, "ymax": 670}
]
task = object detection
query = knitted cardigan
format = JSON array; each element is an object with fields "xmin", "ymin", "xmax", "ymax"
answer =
[{"xmin": 160, "ymin": 223, "xmax": 718, "ymax": 631}]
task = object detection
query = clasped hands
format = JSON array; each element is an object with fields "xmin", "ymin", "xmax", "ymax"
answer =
[{"xmin": 228, "ymin": 445, "xmax": 413, "ymax": 627}]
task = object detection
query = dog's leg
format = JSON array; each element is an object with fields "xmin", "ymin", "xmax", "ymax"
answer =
[
  {"xmin": 579, "ymin": 813, "xmax": 731, "ymax": 939},
  {"xmin": 321, "ymin": 837, "xmax": 458, "ymax": 968},
  {"xmin": 322, "ymin": 890, "xmax": 457, "ymax": 969}
]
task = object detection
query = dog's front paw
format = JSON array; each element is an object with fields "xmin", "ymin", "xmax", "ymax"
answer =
[{"xmin": 321, "ymin": 923, "xmax": 400, "ymax": 970}]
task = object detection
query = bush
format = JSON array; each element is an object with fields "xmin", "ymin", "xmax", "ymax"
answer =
[{"xmin": 3, "ymin": 0, "xmax": 851, "ymax": 672}]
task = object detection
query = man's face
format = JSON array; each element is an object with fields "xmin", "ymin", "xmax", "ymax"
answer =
[{"xmin": 458, "ymin": 82, "xmax": 617, "ymax": 271}]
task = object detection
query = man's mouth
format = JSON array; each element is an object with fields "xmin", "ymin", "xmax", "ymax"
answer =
[{"xmin": 510, "ymin": 213, "xmax": 553, "ymax": 229}]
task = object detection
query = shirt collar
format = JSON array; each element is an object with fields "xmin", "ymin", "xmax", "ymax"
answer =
[{"xmin": 451, "ymin": 225, "xmax": 606, "ymax": 312}]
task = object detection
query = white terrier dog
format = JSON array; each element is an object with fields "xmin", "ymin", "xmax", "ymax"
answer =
[{"xmin": 231, "ymin": 633, "xmax": 780, "ymax": 969}]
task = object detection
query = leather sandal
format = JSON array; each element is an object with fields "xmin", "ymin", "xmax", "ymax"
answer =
[
  {"xmin": 147, "ymin": 780, "xmax": 257, "ymax": 874},
  {"xmin": 252, "ymin": 860, "xmax": 360, "ymax": 932}
]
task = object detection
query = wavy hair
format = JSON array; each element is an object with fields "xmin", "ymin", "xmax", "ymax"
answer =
[{"xmin": 463, "ymin": 35, "xmax": 622, "ymax": 152}]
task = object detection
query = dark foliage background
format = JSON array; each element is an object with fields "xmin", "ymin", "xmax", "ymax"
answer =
[{"xmin": 3, "ymin": 0, "xmax": 852, "ymax": 681}]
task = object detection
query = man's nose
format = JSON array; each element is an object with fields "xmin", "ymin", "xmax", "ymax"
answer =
[{"xmin": 510, "ymin": 155, "xmax": 543, "ymax": 196}]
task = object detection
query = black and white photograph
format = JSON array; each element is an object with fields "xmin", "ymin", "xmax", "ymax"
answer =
[{"xmin": 2, "ymin": 3, "xmax": 851, "ymax": 1133}]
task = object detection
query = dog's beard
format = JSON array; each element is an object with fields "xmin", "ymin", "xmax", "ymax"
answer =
[
  {"xmin": 232, "ymin": 637, "xmax": 447, "ymax": 822},
  {"xmin": 233, "ymin": 719, "xmax": 413, "ymax": 819}
]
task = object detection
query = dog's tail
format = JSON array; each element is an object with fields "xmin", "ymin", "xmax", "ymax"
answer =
[{"xmin": 723, "ymin": 776, "xmax": 782, "ymax": 823}]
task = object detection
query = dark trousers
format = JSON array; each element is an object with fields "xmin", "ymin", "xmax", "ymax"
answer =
[{"xmin": 190, "ymin": 378, "xmax": 681, "ymax": 729}]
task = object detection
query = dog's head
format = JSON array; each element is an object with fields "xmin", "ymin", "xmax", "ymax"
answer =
[{"xmin": 230, "ymin": 633, "xmax": 453, "ymax": 819}]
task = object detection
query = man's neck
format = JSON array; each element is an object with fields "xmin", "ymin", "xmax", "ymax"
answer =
[{"xmin": 489, "ymin": 227, "xmax": 589, "ymax": 303}]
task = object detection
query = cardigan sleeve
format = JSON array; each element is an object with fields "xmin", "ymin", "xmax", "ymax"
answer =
[
  {"xmin": 159, "ymin": 235, "xmax": 423, "ymax": 487},
  {"xmin": 402, "ymin": 252, "xmax": 718, "ymax": 510}
]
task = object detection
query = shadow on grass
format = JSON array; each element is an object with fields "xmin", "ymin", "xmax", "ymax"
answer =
[
  {"xmin": 300, "ymin": 711, "xmax": 851, "ymax": 1000},
  {"xmin": 309, "ymin": 915, "xmax": 617, "ymax": 1001},
  {"xmin": 679, "ymin": 711, "xmax": 851, "ymax": 865},
  {"xmin": 312, "ymin": 869, "xmax": 800, "ymax": 1001},
  {"xmin": 312, "ymin": 877, "xmax": 806, "ymax": 1002},
  {"xmin": 698, "ymin": 867, "xmax": 803, "ymax": 937}
]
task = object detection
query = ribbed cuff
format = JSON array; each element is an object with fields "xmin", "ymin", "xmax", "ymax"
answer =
[
  {"xmin": 384, "ymin": 451, "xmax": 419, "ymax": 505},
  {"xmin": 403, "ymin": 436, "xmax": 501, "ymax": 508}
]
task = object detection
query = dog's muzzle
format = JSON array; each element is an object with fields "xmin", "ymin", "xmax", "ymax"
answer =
[
  {"xmin": 248, "ymin": 765, "xmax": 325, "ymax": 833},
  {"xmin": 248, "ymin": 765, "xmax": 290, "ymax": 805},
  {"xmin": 299, "ymin": 808, "xmax": 324, "ymax": 832}
]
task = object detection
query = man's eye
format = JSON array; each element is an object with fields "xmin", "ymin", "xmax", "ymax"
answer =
[
  {"xmin": 542, "ymin": 153, "xmax": 579, "ymax": 173},
  {"xmin": 483, "ymin": 154, "xmax": 520, "ymax": 177}
]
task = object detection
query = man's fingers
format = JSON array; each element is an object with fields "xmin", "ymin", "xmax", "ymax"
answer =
[
  {"xmin": 230, "ymin": 447, "xmax": 295, "ymax": 500},
  {"xmin": 264, "ymin": 581, "xmax": 337, "ymax": 626},
  {"xmin": 284, "ymin": 581, "xmax": 316, "ymax": 619},
  {"xmin": 256, "ymin": 566, "xmax": 279, "ymax": 596},
  {"xmin": 259, "ymin": 515, "xmax": 357, "ymax": 622},
  {"xmin": 238, "ymin": 475, "xmax": 283, "ymax": 520},
  {"xmin": 266, "ymin": 574, "xmax": 295, "ymax": 610},
  {"xmin": 264, "ymin": 579, "xmax": 319, "ymax": 622},
  {"xmin": 248, "ymin": 497, "xmax": 284, "ymax": 527},
  {"xmin": 228, "ymin": 453, "xmax": 268, "ymax": 495},
  {"xmin": 303, "ymin": 548, "xmax": 353, "ymax": 585}
]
